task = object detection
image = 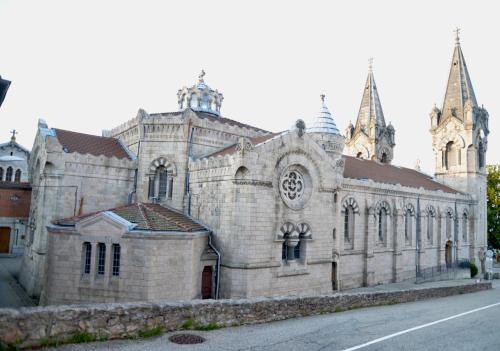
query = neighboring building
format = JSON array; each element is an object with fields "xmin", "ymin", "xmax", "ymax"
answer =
[
  {"xmin": 22, "ymin": 34, "xmax": 490, "ymax": 304},
  {"xmin": 0, "ymin": 131, "xmax": 31, "ymax": 254}
]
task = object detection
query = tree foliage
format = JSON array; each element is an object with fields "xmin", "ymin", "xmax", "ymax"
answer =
[{"xmin": 487, "ymin": 165, "xmax": 500, "ymax": 248}]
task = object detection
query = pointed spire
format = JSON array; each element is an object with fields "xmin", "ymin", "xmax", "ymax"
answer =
[
  {"xmin": 441, "ymin": 29, "xmax": 477, "ymax": 122},
  {"xmin": 307, "ymin": 94, "xmax": 340, "ymax": 134},
  {"xmin": 355, "ymin": 58, "xmax": 386, "ymax": 133}
]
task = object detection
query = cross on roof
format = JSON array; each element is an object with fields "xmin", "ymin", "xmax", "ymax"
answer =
[
  {"xmin": 198, "ymin": 69, "xmax": 206, "ymax": 83},
  {"xmin": 454, "ymin": 27, "xmax": 461, "ymax": 43},
  {"xmin": 10, "ymin": 129, "xmax": 17, "ymax": 141},
  {"xmin": 320, "ymin": 94, "xmax": 325, "ymax": 103}
]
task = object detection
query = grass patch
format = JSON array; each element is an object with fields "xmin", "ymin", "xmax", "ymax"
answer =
[
  {"xmin": 68, "ymin": 331, "xmax": 97, "ymax": 344},
  {"xmin": 138, "ymin": 326, "xmax": 163, "ymax": 338},
  {"xmin": 334, "ymin": 306, "xmax": 344, "ymax": 313},
  {"xmin": 195, "ymin": 321, "xmax": 220, "ymax": 331},
  {"xmin": 181, "ymin": 317, "xmax": 194, "ymax": 330}
]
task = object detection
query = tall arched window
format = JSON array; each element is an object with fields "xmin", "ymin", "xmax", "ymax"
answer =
[
  {"xmin": 445, "ymin": 209, "xmax": 453, "ymax": 239},
  {"xmin": 478, "ymin": 141, "xmax": 485, "ymax": 169},
  {"xmin": 0, "ymin": 167, "xmax": 3, "ymax": 181},
  {"xmin": 445, "ymin": 141, "xmax": 457, "ymax": 169},
  {"xmin": 112, "ymin": 244, "xmax": 121, "ymax": 277},
  {"xmin": 82, "ymin": 242, "xmax": 92, "ymax": 275},
  {"xmin": 462, "ymin": 213, "xmax": 468, "ymax": 242},
  {"xmin": 342, "ymin": 197, "xmax": 358, "ymax": 249},
  {"xmin": 5, "ymin": 167, "xmax": 12, "ymax": 182},
  {"xmin": 14, "ymin": 169, "xmax": 21, "ymax": 182},
  {"xmin": 294, "ymin": 223, "xmax": 310, "ymax": 260},
  {"xmin": 426, "ymin": 206, "xmax": 435, "ymax": 244},
  {"xmin": 378, "ymin": 208, "xmax": 387, "ymax": 242},
  {"xmin": 280, "ymin": 223, "xmax": 294, "ymax": 261},
  {"xmin": 404, "ymin": 204, "xmax": 415, "ymax": 245}
]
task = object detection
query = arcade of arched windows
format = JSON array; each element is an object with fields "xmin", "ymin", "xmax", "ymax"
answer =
[
  {"xmin": 0, "ymin": 167, "xmax": 22, "ymax": 182},
  {"xmin": 279, "ymin": 222, "xmax": 311, "ymax": 263}
]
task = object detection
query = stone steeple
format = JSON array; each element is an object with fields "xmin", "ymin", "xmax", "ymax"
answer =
[
  {"xmin": 345, "ymin": 59, "xmax": 395, "ymax": 163},
  {"xmin": 438, "ymin": 28, "xmax": 478, "ymax": 124}
]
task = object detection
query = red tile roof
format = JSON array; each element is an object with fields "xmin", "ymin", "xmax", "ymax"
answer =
[
  {"xmin": 55, "ymin": 203, "xmax": 206, "ymax": 232},
  {"xmin": 54, "ymin": 129, "xmax": 132, "ymax": 160},
  {"xmin": 343, "ymin": 156, "xmax": 459, "ymax": 194}
]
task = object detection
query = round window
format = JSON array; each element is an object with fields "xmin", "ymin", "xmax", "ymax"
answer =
[{"xmin": 279, "ymin": 166, "xmax": 311, "ymax": 210}]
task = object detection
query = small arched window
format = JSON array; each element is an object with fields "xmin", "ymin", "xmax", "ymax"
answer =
[
  {"xmin": 5, "ymin": 167, "xmax": 13, "ymax": 182},
  {"xmin": 342, "ymin": 197, "xmax": 358, "ymax": 248},
  {"xmin": 294, "ymin": 223, "xmax": 310, "ymax": 260},
  {"xmin": 0, "ymin": 167, "xmax": 3, "ymax": 181},
  {"xmin": 148, "ymin": 165, "xmax": 174, "ymax": 200},
  {"xmin": 14, "ymin": 169, "xmax": 21, "ymax": 182},
  {"xmin": 201, "ymin": 93, "xmax": 209, "ymax": 110}
]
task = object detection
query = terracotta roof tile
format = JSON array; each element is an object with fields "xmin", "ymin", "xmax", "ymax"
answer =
[
  {"xmin": 343, "ymin": 156, "xmax": 459, "ymax": 194},
  {"xmin": 54, "ymin": 129, "xmax": 132, "ymax": 160},
  {"xmin": 55, "ymin": 203, "xmax": 206, "ymax": 232}
]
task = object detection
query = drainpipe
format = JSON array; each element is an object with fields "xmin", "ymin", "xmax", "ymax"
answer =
[
  {"xmin": 207, "ymin": 231, "xmax": 221, "ymax": 299},
  {"xmin": 416, "ymin": 196, "xmax": 421, "ymax": 276},
  {"xmin": 454, "ymin": 201, "xmax": 458, "ymax": 265},
  {"xmin": 186, "ymin": 127, "xmax": 195, "ymax": 216}
]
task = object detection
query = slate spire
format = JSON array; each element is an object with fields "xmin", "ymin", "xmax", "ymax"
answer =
[{"xmin": 441, "ymin": 28, "xmax": 477, "ymax": 122}]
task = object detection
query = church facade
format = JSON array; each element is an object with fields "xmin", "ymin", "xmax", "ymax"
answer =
[{"xmin": 20, "ymin": 34, "xmax": 489, "ymax": 304}]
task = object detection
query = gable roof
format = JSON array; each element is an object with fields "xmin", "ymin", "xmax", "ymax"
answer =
[
  {"xmin": 54, "ymin": 129, "xmax": 132, "ymax": 160},
  {"xmin": 343, "ymin": 156, "xmax": 459, "ymax": 194},
  {"xmin": 203, "ymin": 132, "xmax": 282, "ymax": 158},
  {"xmin": 55, "ymin": 203, "xmax": 206, "ymax": 232}
]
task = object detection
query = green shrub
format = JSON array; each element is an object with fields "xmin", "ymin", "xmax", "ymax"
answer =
[
  {"xmin": 195, "ymin": 321, "xmax": 220, "ymax": 331},
  {"xmin": 470, "ymin": 262, "xmax": 478, "ymax": 277},
  {"xmin": 69, "ymin": 331, "xmax": 97, "ymax": 344},
  {"xmin": 182, "ymin": 317, "xmax": 194, "ymax": 330}
]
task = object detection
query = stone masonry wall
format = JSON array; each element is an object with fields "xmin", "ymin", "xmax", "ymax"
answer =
[{"xmin": 0, "ymin": 281, "xmax": 490, "ymax": 349}]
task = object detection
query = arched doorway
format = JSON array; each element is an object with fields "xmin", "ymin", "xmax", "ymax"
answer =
[{"xmin": 445, "ymin": 241, "xmax": 453, "ymax": 268}]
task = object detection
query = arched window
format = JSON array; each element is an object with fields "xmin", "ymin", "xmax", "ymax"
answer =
[
  {"xmin": 342, "ymin": 197, "xmax": 358, "ymax": 248},
  {"xmin": 0, "ymin": 167, "xmax": 3, "ymax": 181},
  {"xmin": 190, "ymin": 93, "xmax": 198, "ymax": 109},
  {"xmin": 82, "ymin": 242, "xmax": 92, "ymax": 275},
  {"xmin": 14, "ymin": 169, "xmax": 21, "ymax": 182},
  {"xmin": 478, "ymin": 141, "xmax": 485, "ymax": 169},
  {"xmin": 445, "ymin": 141, "xmax": 457, "ymax": 169},
  {"xmin": 148, "ymin": 162, "xmax": 175, "ymax": 200},
  {"xmin": 445, "ymin": 208, "xmax": 453, "ymax": 239},
  {"xmin": 378, "ymin": 208, "xmax": 387, "ymax": 242},
  {"xmin": 112, "ymin": 244, "xmax": 121, "ymax": 277},
  {"xmin": 462, "ymin": 213, "xmax": 468, "ymax": 242},
  {"xmin": 201, "ymin": 93, "xmax": 209, "ymax": 110},
  {"xmin": 5, "ymin": 167, "xmax": 13, "ymax": 182},
  {"xmin": 426, "ymin": 206, "xmax": 435, "ymax": 244},
  {"xmin": 294, "ymin": 223, "xmax": 310, "ymax": 260},
  {"xmin": 381, "ymin": 153, "xmax": 388, "ymax": 163},
  {"xmin": 97, "ymin": 243, "xmax": 106, "ymax": 276},
  {"xmin": 404, "ymin": 204, "xmax": 415, "ymax": 244}
]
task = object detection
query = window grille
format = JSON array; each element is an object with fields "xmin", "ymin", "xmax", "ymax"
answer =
[
  {"xmin": 97, "ymin": 243, "xmax": 106, "ymax": 275},
  {"xmin": 112, "ymin": 244, "xmax": 120, "ymax": 276}
]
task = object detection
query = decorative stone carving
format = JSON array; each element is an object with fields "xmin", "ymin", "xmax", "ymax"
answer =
[
  {"xmin": 235, "ymin": 138, "xmax": 253, "ymax": 155},
  {"xmin": 280, "ymin": 170, "xmax": 304, "ymax": 201}
]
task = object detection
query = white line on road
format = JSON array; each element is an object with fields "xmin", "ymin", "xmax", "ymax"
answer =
[{"xmin": 340, "ymin": 301, "xmax": 500, "ymax": 351}]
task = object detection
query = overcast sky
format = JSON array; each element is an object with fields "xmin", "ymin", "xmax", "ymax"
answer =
[{"xmin": 1, "ymin": 0, "xmax": 498, "ymax": 174}]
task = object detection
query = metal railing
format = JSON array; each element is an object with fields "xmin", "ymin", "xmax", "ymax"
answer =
[{"xmin": 415, "ymin": 259, "xmax": 470, "ymax": 284}]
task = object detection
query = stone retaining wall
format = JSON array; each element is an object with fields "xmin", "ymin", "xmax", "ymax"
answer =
[{"xmin": 0, "ymin": 281, "xmax": 491, "ymax": 349}]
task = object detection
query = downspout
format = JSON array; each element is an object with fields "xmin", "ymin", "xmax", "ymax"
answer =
[
  {"xmin": 454, "ymin": 201, "xmax": 458, "ymax": 264},
  {"xmin": 128, "ymin": 140, "xmax": 140, "ymax": 204},
  {"xmin": 186, "ymin": 126, "xmax": 195, "ymax": 216},
  {"xmin": 207, "ymin": 231, "xmax": 221, "ymax": 299},
  {"xmin": 416, "ymin": 196, "xmax": 421, "ymax": 276}
]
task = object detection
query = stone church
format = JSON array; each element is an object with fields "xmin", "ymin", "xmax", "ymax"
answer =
[{"xmin": 19, "ymin": 33, "xmax": 489, "ymax": 305}]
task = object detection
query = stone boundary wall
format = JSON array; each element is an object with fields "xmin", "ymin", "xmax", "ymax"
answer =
[{"xmin": 0, "ymin": 282, "xmax": 491, "ymax": 349}]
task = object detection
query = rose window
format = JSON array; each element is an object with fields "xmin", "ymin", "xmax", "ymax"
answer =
[{"xmin": 281, "ymin": 170, "xmax": 305, "ymax": 202}]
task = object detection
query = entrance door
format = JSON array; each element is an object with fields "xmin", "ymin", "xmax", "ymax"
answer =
[
  {"xmin": 332, "ymin": 262, "xmax": 337, "ymax": 291},
  {"xmin": 201, "ymin": 266, "xmax": 213, "ymax": 299},
  {"xmin": 445, "ymin": 241, "xmax": 452, "ymax": 268},
  {"xmin": 0, "ymin": 227, "xmax": 10, "ymax": 253}
]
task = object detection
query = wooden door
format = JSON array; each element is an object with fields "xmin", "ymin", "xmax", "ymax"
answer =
[
  {"xmin": 332, "ymin": 262, "xmax": 337, "ymax": 290},
  {"xmin": 0, "ymin": 227, "xmax": 10, "ymax": 253},
  {"xmin": 201, "ymin": 266, "xmax": 212, "ymax": 299}
]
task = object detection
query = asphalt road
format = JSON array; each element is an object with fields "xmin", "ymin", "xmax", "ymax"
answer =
[{"xmin": 50, "ymin": 281, "xmax": 500, "ymax": 351}]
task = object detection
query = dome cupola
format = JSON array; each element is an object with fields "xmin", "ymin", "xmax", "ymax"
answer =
[{"xmin": 177, "ymin": 70, "xmax": 224, "ymax": 116}]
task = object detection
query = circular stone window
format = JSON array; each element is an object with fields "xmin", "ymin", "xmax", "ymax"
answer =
[{"xmin": 279, "ymin": 166, "xmax": 312, "ymax": 210}]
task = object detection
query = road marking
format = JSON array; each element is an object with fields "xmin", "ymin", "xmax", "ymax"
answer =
[{"xmin": 340, "ymin": 302, "xmax": 500, "ymax": 351}]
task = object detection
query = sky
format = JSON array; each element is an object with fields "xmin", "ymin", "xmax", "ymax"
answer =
[{"xmin": 0, "ymin": 0, "xmax": 498, "ymax": 174}]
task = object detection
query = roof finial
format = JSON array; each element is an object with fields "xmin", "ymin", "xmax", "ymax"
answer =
[
  {"xmin": 10, "ymin": 129, "xmax": 17, "ymax": 142},
  {"xmin": 320, "ymin": 94, "xmax": 325, "ymax": 103},
  {"xmin": 368, "ymin": 57, "xmax": 374, "ymax": 72},
  {"xmin": 454, "ymin": 27, "xmax": 461, "ymax": 45},
  {"xmin": 198, "ymin": 69, "xmax": 206, "ymax": 83}
]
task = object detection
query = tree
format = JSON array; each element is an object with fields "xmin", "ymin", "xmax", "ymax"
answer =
[{"xmin": 487, "ymin": 165, "xmax": 500, "ymax": 248}]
